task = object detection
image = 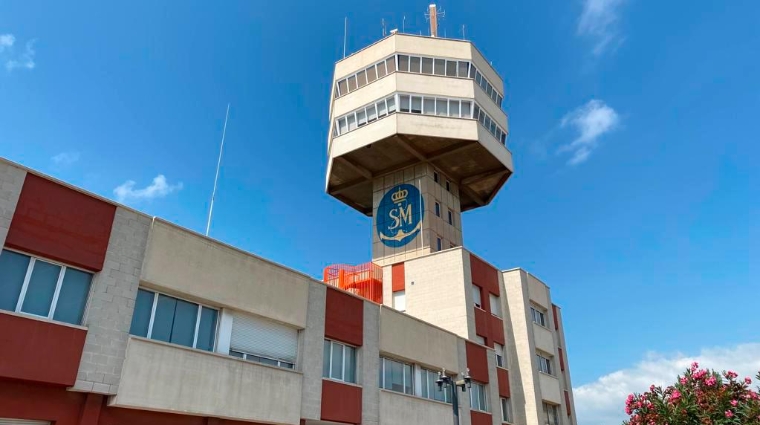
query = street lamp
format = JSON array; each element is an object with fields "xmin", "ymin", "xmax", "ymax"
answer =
[{"xmin": 435, "ymin": 368, "xmax": 472, "ymax": 425}]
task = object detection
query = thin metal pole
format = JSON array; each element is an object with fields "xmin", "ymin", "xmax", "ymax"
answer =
[
  {"xmin": 206, "ymin": 103, "xmax": 230, "ymax": 237},
  {"xmin": 452, "ymin": 383, "xmax": 460, "ymax": 425},
  {"xmin": 343, "ymin": 17, "xmax": 348, "ymax": 58}
]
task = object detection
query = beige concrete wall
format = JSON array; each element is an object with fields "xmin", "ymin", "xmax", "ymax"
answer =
[
  {"xmin": 397, "ymin": 112, "xmax": 480, "ymax": 141},
  {"xmin": 469, "ymin": 46, "xmax": 504, "ymax": 95},
  {"xmin": 330, "ymin": 114, "xmax": 399, "ymax": 158},
  {"xmin": 553, "ymin": 304, "xmax": 578, "ymax": 425},
  {"xmin": 503, "ymin": 269, "xmax": 543, "ymax": 425},
  {"xmin": 335, "ymin": 36, "xmax": 397, "ymax": 80},
  {"xmin": 533, "ymin": 323, "xmax": 555, "ymax": 355},
  {"xmin": 395, "ymin": 72, "xmax": 475, "ymax": 99},
  {"xmin": 539, "ymin": 373, "xmax": 562, "ymax": 405},
  {"xmin": 0, "ymin": 161, "xmax": 26, "ymax": 248},
  {"xmin": 140, "ymin": 219, "xmax": 309, "ymax": 328},
  {"xmin": 379, "ymin": 307, "xmax": 459, "ymax": 372},
  {"xmin": 379, "ymin": 390, "xmax": 454, "ymax": 425},
  {"xmin": 526, "ymin": 273, "xmax": 550, "ymax": 310},
  {"xmin": 114, "ymin": 337, "xmax": 302, "ymax": 424},
  {"xmin": 403, "ymin": 249, "xmax": 470, "ymax": 339}
]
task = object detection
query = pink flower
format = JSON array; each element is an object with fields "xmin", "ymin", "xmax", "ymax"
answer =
[
  {"xmin": 650, "ymin": 385, "xmax": 656, "ymax": 392},
  {"xmin": 670, "ymin": 389, "xmax": 682, "ymax": 403},
  {"xmin": 726, "ymin": 370, "xmax": 738, "ymax": 379},
  {"xmin": 725, "ymin": 410, "xmax": 734, "ymax": 418},
  {"xmin": 691, "ymin": 361, "xmax": 699, "ymax": 371},
  {"xmin": 730, "ymin": 400, "xmax": 738, "ymax": 407},
  {"xmin": 680, "ymin": 377, "xmax": 688, "ymax": 385},
  {"xmin": 705, "ymin": 376, "xmax": 716, "ymax": 386},
  {"xmin": 745, "ymin": 377, "xmax": 753, "ymax": 385}
]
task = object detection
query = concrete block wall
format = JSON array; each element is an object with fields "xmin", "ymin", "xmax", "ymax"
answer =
[
  {"xmin": 362, "ymin": 302, "xmax": 381, "ymax": 425},
  {"xmin": 457, "ymin": 338, "xmax": 473, "ymax": 425},
  {"xmin": 300, "ymin": 281, "xmax": 327, "ymax": 420},
  {"xmin": 73, "ymin": 208, "xmax": 151, "ymax": 394},
  {"xmin": 0, "ymin": 162, "xmax": 26, "ymax": 247}
]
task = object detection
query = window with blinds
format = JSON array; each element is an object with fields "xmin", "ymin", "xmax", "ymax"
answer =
[{"xmin": 229, "ymin": 312, "xmax": 298, "ymax": 370}]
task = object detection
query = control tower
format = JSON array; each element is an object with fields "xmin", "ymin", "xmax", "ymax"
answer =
[{"xmin": 325, "ymin": 7, "xmax": 513, "ymax": 266}]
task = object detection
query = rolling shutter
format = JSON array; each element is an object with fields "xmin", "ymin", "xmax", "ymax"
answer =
[
  {"xmin": 0, "ymin": 420, "xmax": 51, "ymax": 425},
  {"xmin": 230, "ymin": 312, "xmax": 298, "ymax": 363}
]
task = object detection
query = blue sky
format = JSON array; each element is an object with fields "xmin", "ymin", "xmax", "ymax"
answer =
[{"xmin": 1, "ymin": 1, "xmax": 757, "ymax": 422}]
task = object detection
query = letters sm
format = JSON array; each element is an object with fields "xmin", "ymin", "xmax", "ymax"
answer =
[{"xmin": 376, "ymin": 183, "xmax": 424, "ymax": 248}]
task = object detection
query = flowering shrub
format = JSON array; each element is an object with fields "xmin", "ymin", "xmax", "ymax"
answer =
[{"xmin": 623, "ymin": 363, "xmax": 760, "ymax": 424}]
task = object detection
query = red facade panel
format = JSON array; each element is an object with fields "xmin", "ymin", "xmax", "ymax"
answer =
[
  {"xmin": 558, "ymin": 347, "xmax": 565, "ymax": 372},
  {"xmin": 391, "ymin": 262, "xmax": 405, "ymax": 292},
  {"xmin": 325, "ymin": 287, "xmax": 364, "ymax": 347},
  {"xmin": 470, "ymin": 410, "xmax": 492, "ymax": 425},
  {"xmin": 497, "ymin": 367, "xmax": 511, "ymax": 398},
  {"xmin": 473, "ymin": 306, "xmax": 489, "ymax": 341},
  {"xmin": 489, "ymin": 315, "xmax": 505, "ymax": 345},
  {"xmin": 6, "ymin": 174, "xmax": 116, "ymax": 271},
  {"xmin": 564, "ymin": 390, "xmax": 571, "ymax": 416},
  {"xmin": 321, "ymin": 379, "xmax": 362, "ymax": 424},
  {"xmin": 469, "ymin": 254, "xmax": 499, "ymax": 296},
  {"xmin": 552, "ymin": 304, "xmax": 560, "ymax": 330},
  {"xmin": 0, "ymin": 312, "xmax": 86, "ymax": 386},
  {"xmin": 0, "ymin": 379, "xmax": 274, "ymax": 425},
  {"xmin": 465, "ymin": 341, "xmax": 489, "ymax": 383}
]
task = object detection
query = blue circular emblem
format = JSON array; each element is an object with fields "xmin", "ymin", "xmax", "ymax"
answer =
[{"xmin": 376, "ymin": 183, "xmax": 424, "ymax": 248}]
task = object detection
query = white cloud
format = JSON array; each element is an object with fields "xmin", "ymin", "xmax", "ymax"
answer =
[
  {"xmin": 578, "ymin": 0, "xmax": 626, "ymax": 55},
  {"xmin": 574, "ymin": 343, "xmax": 760, "ymax": 425},
  {"xmin": 113, "ymin": 175, "xmax": 183, "ymax": 203},
  {"xmin": 0, "ymin": 34, "xmax": 14, "ymax": 52},
  {"xmin": 5, "ymin": 39, "xmax": 36, "ymax": 71},
  {"xmin": 559, "ymin": 99, "xmax": 620, "ymax": 165},
  {"xmin": 51, "ymin": 152, "xmax": 80, "ymax": 166}
]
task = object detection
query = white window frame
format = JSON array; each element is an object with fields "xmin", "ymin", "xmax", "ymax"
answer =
[
  {"xmin": 324, "ymin": 339, "xmax": 357, "ymax": 383},
  {"xmin": 379, "ymin": 357, "xmax": 414, "ymax": 395},
  {"xmin": 139, "ymin": 289, "xmax": 219, "ymax": 351},
  {"xmin": 3, "ymin": 249, "xmax": 93, "ymax": 324},
  {"xmin": 469, "ymin": 381, "xmax": 489, "ymax": 412},
  {"xmin": 543, "ymin": 402, "xmax": 561, "ymax": 425},
  {"xmin": 537, "ymin": 352, "xmax": 554, "ymax": 376},
  {"xmin": 472, "ymin": 284, "xmax": 483, "ymax": 309},
  {"xmin": 420, "ymin": 367, "xmax": 453, "ymax": 403},
  {"xmin": 531, "ymin": 306, "xmax": 547, "ymax": 327},
  {"xmin": 495, "ymin": 342, "xmax": 506, "ymax": 368},
  {"xmin": 490, "ymin": 293, "xmax": 502, "ymax": 318},
  {"xmin": 334, "ymin": 55, "xmax": 397, "ymax": 98},
  {"xmin": 448, "ymin": 209, "xmax": 454, "ymax": 226},
  {"xmin": 501, "ymin": 397, "xmax": 514, "ymax": 423},
  {"xmin": 229, "ymin": 349, "xmax": 295, "ymax": 369}
]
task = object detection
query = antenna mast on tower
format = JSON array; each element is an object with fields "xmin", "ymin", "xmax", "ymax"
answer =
[
  {"xmin": 425, "ymin": 4, "xmax": 445, "ymax": 37},
  {"xmin": 206, "ymin": 103, "xmax": 230, "ymax": 237}
]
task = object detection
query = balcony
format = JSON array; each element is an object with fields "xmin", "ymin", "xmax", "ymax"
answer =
[
  {"xmin": 379, "ymin": 390, "xmax": 454, "ymax": 425},
  {"xmin": 0, "ymin": 310, "xmax": 86, "ymax": 386},
  {"xmin": 323, "ymin": 262, "xmax": 383, "ymax": 303},
  {"xmin": 112, "ymin": 337, "xmax": 303, "ymax": 424}
]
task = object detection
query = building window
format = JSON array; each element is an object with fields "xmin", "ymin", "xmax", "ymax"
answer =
[
  {"xmin": 446, "ymin": 180, "xmax": 451, "ymax": 192},
  {"xmin": 130, "ymin": 289, "xmax": 218, "ymax": 351},
  {"xmin": 0, "ymin": 249, "xmax": 93, "ymax": 325},
  {"xmin": 229, "ymin": 311, "xmax": 298, "ymax": 369},
  {"xmin": 379, "ymin": 357, "xmax": 414, "ymax": 394},
  {"xmin": 495, "ymin": 342, "xmax": 506, "ymax": 368},
  {"xmin": 434, "ymin": 171, "xmax": 439, "ymax": 183},
  {"xmin": 469, "ymin": 381, "xmax": 489, "ymax": 412},
  {"xmin": 334, "ymin": 55, "xmax": 397, "ymax": 99},
  {"xmin": 472, "ymin": 284, "xmax": 483, "ymax": 308},
  {"xmin": 501, "ymin": 397, "xmax": 514, "ymax": 423},
  {"xmin": 448, "ymin": 209, "xmax": 454, "ymax": 225},
  {"xmin": 543, "ymin": 402, "xmax": 560, "ymax": 425},
  {"xmin": 489, "ymin": 293, "xmax": 502, "ymax": 317},
  {"xmin": 421, "ymin": 368, "xmax": 452, "ymax": 403},
  {"xmin": 323, "ymin": 339, "xmax": 357, "ymax": 383},
  {"xmin": 537, "ymin": 353, "xmax": 553, "ymax": 375},
  {"xmin": 392, "ymin": 290, "xmax": 406, "ymax": 312},
  {"xmin": 531, "ymin": 306, "xmax": 547, "ymax": 327},
  {"xmin": 435, "ymin": 202, "xmax": 441, "ymax": 217},
  {"xmin": 436, "ymin": 237, "xmax": 442, "ymax": 252}
]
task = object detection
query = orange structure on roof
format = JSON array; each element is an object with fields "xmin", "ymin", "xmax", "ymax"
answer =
[{"xmin": 322, "ymin": 262, "xmax": 383, "ymax": 304}]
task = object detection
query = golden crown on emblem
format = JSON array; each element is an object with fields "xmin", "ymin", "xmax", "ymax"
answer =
[{"xmin": 391, "ymin": 187, "xmax": 409, "ymax": 203}]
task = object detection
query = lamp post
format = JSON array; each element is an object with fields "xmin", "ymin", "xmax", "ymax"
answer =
[{"xmin": 436, "ymin": 368, "xmax": 472, "ymax": 425}]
